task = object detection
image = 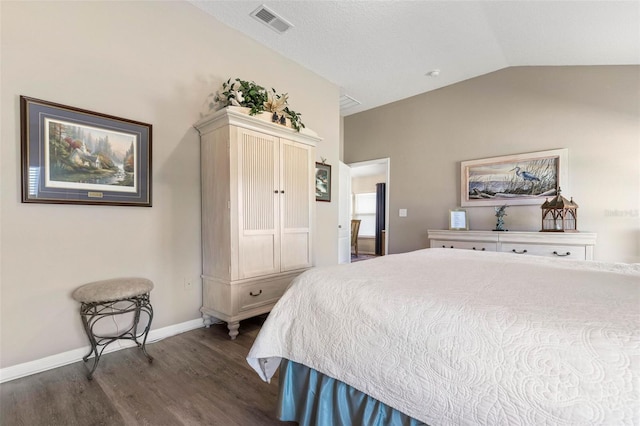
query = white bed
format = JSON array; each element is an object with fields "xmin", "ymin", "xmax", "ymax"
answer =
[{"xmin": 247, "ymin": 249, "xmax": 640, "ymax": 425}]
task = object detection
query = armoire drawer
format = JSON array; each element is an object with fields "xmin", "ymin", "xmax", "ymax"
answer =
[
  {"xmin": 500, "ymin": 243, "xmax": 586, "ymax": 260},
  {"xmin": 431, "ymin": 240, "xmax": 497, "ymax": 252},
  {"xmin": 238, "ymin": 280, "xmax": 289, "ymax": 312}
]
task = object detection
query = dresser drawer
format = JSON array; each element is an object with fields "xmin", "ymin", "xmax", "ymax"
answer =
[
  {"xmin": 431, "ymin": 240, "xmax": 497, "ymax": 252},
  {"xmin": 238, "ymin": 279, "xmax": 289, "ymax": 312},
  {"xmin": 428, "ymin": 230, "xmax": 596, "ymax": 261},
  {"xmin": 501, "ymin": 243, "xmax": 587, "ymax": 260}
]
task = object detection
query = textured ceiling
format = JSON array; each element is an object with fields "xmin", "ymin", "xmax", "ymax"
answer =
[{"xmin": 189, "ymin": 1, "xmax": 640, "ymax": 116}]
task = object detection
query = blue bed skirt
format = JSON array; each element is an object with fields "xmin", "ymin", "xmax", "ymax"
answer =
[{"xmin": 277, "ymin": 359, "xmax": 426, "ymax": 426}]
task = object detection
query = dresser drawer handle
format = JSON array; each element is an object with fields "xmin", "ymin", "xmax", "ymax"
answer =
[
  {"xmin": 472, "ymin": 247, "xmax": 485, "ymax": 251},
  {"xmin": 249, "ymin": 290, "xmax": 263, "ymax": 297},
  {"xmin": 553, "ymin": 251, "xmax": 571, "ymax": 257},
  {"xmin": 512, "ymin": 249, "xmax": 528, "ymax": 254},
  {"xmin": 442, "ymin": 245, "xmax": 454, "ymax": 248}
]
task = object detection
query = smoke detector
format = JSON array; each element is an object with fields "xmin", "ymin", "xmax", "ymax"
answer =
[{"xmin": 250, "ymin": 5, "xmax": 293, "ymax": 34}]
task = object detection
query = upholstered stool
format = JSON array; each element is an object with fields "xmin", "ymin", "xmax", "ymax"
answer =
[{"xmin": 72, "ymin": 277, "xmax": 154, "ymax": 380}]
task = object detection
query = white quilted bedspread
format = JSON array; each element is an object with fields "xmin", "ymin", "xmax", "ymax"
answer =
[{"xmin": 247, "ymin": 249, "xmax": 640, "ymax": 425}]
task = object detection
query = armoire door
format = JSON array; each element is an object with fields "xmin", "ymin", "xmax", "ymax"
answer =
[
  {"xmin": 236, "ymin": 128, "xmax": 281, "ymax": 279},
  {"xmin": 280, "ymin": 139, "xmax": 313, "ymax": 271}
]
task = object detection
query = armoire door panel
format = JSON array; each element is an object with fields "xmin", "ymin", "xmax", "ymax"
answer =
[
  {"xmin": 240, "ymin": 234, "xmax": 278, "ymax": 278},
  {"xmin": 237, "ymin": 128, "xmax": 280, "ymax": 277},
  {"xmin": 281, "ymin": 232, "xmax": 311, "ymax": 270},
  {"xmin": 281, "ymin": 141, "xmax": 310, "ymax": 228},
  {"xmin": 280, "ymin": 140, "xmax": 313, "ymax": 271}
]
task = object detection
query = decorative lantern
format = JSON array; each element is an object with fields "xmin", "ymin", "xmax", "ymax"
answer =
[{"xmin": 540, "ymin": 188, "xmax": 578, "ymax": 232}]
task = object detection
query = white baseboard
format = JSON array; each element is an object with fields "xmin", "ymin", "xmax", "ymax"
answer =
[{"xmin": 0, "ymin": 318, "xmax": 204, "ymax": 384}]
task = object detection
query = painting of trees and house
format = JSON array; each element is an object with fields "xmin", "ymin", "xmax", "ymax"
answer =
[{"xmin": 45, "ymin": 119, "xmax": 137, "ymax": 191}]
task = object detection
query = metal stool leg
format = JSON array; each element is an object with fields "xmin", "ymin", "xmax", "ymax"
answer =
[
  {"xmin": 78, "ymin": 294, "xmax": 154, "ymax": 380},
  {"xmin": 133, "ymin": 294, "xmax": 154, "ymax": 363},
  {"xmin": 79, "ymin": 304, "xmax": 101, "ymax": 380}
]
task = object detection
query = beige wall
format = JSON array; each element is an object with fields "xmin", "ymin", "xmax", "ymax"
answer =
[
  {"xmin": 344, "ymin": 66, "xmax": 640, "ymax": 263},
  {"xmin": 0, "ymin": 1, "xmax": 340, "ymax": 368},
  {"xmin": 352, "ymin": 174, "xmax": 386, "ymax": 194}
]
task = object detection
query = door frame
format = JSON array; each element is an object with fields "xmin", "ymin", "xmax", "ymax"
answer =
[
  {"xmin": 337, "ymin": 161, "xmax": 352, "ymax": 264},
  {"xmin": 347, "ymin": 158, "xmax": 390, "ymax": 256}
]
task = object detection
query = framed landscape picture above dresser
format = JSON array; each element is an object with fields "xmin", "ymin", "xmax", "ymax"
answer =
[{"xmin": 461, "ymin": 149, "xmax": 567, "ymax": 207}]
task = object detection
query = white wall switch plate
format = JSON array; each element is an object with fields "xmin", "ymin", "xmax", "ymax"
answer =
[{"xmin": 399, "ymin": 209, "xmax": 407, "ymax": 217}]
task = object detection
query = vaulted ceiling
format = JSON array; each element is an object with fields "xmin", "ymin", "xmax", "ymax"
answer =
[{"xmin": 189, "ymin": 1, "xmax": 640, "ymax": 115}]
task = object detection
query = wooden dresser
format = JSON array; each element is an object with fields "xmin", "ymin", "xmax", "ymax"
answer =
[{"xmin": 427, "ymin": 230, "xmax": 597, "ymax": 260}]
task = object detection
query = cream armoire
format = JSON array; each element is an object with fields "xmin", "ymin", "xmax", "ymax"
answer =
[{"xmin": 194, "ymin": 108, "xmax": 320, "ymax": 339}]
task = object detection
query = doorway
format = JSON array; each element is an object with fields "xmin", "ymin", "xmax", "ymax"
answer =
[{"xmin": 346, "ymin": 158, "xmax": 390, "ymax": 260}]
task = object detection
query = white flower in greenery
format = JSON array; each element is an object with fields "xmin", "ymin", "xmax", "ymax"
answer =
[
  {"xmin": 263, "ymin": 92, "xmax": 288, "ymax": 112},
  {"xmin": 229, "ymin": 90, "xmax": 245, "ymax": 107}
]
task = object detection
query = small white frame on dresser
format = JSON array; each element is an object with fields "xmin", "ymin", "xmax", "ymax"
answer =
[
  {"xmin": 449, "ymin": 209, "xmax": 468, "ymax": 230},
  {"xmin": 428, "ymin": 230, "xmax": 597, "ymax": 260}
]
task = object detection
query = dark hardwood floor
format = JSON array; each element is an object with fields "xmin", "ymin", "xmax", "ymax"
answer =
[{"xmin": 1, "ymin": 317, "xmax": 294, "ymax": 426}]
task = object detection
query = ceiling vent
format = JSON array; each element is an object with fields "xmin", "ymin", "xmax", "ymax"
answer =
[
  {"xmin": 340, "ymin": 94, "xmax": 361, "ymax": 112},
  {"xmin": 250, "ymin": 5, "xmax": 293, "ymax": 34}
]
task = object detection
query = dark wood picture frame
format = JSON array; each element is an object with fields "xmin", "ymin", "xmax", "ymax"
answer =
[
  {"xmin": 20, "ymin": 96, "xmax": 152, "ymax": 206},
  {"xmin": 315, "ymin": 162, "xmax": 331, "ymax": 202}
]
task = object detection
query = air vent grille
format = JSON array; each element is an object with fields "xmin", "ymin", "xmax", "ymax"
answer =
[
  {"xmin": 251, "ymin": 5, "xmax": 293, "ymax": 34},
  {"xmin": 340, "ymin": 94, "xmax": 361, "ymax": 111},
  {"xmin": 254, "ymin": 7, "xmax": 275, "ymax": 23},
  {"xmin": 270, "ymin": 18, "xmax": 291, "ymax": 33}
]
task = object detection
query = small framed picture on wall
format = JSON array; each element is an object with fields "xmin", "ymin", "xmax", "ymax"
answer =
[{"xmin": 315, "ymin": 162, "xmax": 331, "ymax": 202}]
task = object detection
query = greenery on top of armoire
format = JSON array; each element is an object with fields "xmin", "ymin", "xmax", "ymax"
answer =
[{"xmin": 209, "ymin": 78, "xmax": 306, "ymax": 132}]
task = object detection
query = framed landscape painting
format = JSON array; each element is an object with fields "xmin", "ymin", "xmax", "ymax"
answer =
[
  {"xmin": 21, "ymin": 96, "xmax": 152, "ymax": 206},
  {"xmin": 460, "ymin": 149, "xmax": 567, "ymax": 207}
]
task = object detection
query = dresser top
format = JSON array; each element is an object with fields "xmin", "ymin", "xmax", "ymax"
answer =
[{"xmin": 427, "ymin": 229, "xmax": 597, "ymax": 245}]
